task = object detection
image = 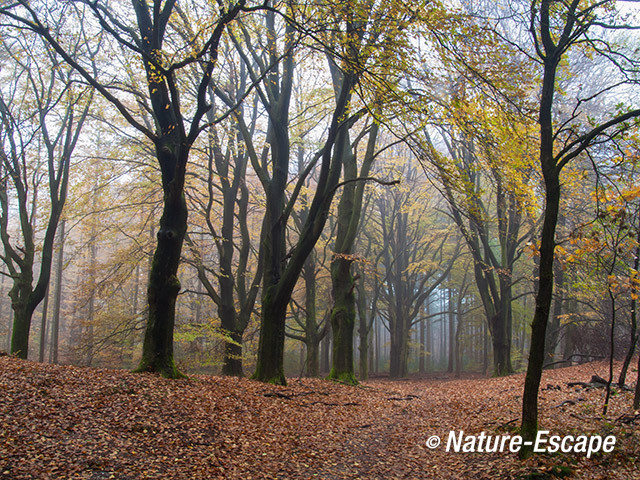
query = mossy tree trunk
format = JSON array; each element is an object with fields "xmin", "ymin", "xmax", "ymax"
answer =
[
  {"xmin": 330, "ymin": 256, "xmax": 357, "ymax": 383},
  {"xmin": 251, "ymin": 15, "xmax": 356, "ymax": 384},
  {"xmin": 326, "ymin": 62, "xmax": 380, "ymax": 383}
]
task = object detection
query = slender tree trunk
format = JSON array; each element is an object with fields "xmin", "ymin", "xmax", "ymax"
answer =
[
  {"xmin": 321, "ymin": 328, "xmax": 331, "ymax": 374},
  {"xmin": 419, "ymin": 317, "xmax": 425, "ymax": 374},
  {"xmin": 619, "ymin": 237, "xmax": 639, "ymax": 386},
  {"xmin": 303, "ymin": 258, "xmax": 321, "ymax": 377},
  {"xmin": 357, "ymin": 284, "xmax": 369, "ymax": 380},
  {"xmin": 448, "ymin": 287, "xmax": 455, "ymax": 373},
  {"xmin": 603, "ymin": 289, "xmax": 616, "ymax": 415},
  {"xmin": 520, "ymin": 165, "xmax": 561, "ymax": 456},
  {"xmin": 38, "ymin": 285, "xmax": 50, "ymax": 362},
  {"xmin": 49, "ymin": 219, "xmax": 66, "ymax": 364},
  {"xmin": 545, "ymin": 255, "xmax": 564, "ymax": 367},
  {"xmin": 426, "ymin": 313, "xmax": 432, "ymax": 372},
  {"xmin": 634, "ymin": 351, "xmax": 640, "ymax": 409}
]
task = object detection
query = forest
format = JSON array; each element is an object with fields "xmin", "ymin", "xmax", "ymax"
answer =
[{"xmin": 0, "ymin": 0, "xmax": 639, "ymax": 478}]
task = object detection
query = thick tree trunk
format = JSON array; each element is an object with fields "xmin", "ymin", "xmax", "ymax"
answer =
[
  {"xmin": 10, "ymin": 299, "xmax": 35, "ymax": 359},
  {"xmin": 253, "ymin": 286, "xmax": 287, "ymax": 385},
  {"xmin": 389, "ymin": 311, "xmax": 409, "ymax": 378},
  {"xmin": 222, "ymin": 329, "xmax": 244, "ymax": 377},
  {"xmin": 306, "ymin": 339, "xmax": 319, "ymax": 377},
  {"xmin": 329, "ymin": 256, "xmax": 357, "ymax": 384},
  {"xmin": 491, "ymin": 311, "xmax": 513, "ymax": 376},
  {"xmin": 135, "ymin": 180, "xmax": 188, "ymax": 378}
]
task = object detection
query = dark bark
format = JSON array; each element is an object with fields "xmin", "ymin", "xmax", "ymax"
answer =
[
  {"xmin": 222, "ymin": 329, "xmax": 244, "ymax": 377},
  {"xmin": 619, "ymin": 233, "xmax": 639, "ymax": 386},
  {"xmin": 252, "ymin": 34, "xmax": 354, "ymax": 385},
  {"xmin": 0, "ymin": 55, "xmax": 87, "ymax": 360},
  {"xmin": 429, "ymin": 131, "xmax": 522, "ymax": 377},
  {"xmin": 521, "ymin": 46, "xmax": 561, "ymax": 455},
  {"xmin": 136, "ymin": 178, "xmax": 188, "ymax": 378},
  {"xmin": 521, "ymin": 1, "xmax": 640, "ymax": 456},
  {"xmin": 634, "ymin": 351, "xmax": 640, "ymax": 410},
  {"xmin": 0, "ymin": 0, "xmax": 250, "ymax": 378},
  {"xmin": 330, "ymin": 256, "xmax": 357, "ymax": 383},
  {"xmin": 328, "ymin": 118, "xmax": 378, "ymax": 384}
]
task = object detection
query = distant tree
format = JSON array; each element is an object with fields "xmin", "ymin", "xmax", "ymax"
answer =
[{"xmin": 370, "ymin": 157, "xmax": 458, "ymax": 378}]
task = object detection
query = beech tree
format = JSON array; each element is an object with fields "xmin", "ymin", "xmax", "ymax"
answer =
[
  {"xmin": 421, "ymin": 101, "xmax": 538, "ymax": 377},
  {"xmin": 369, "ymin": 157, "xmax": 458, "ymax": 378},
  {"xmin": 0, "ymin": 32, "xmax": 91, "ymax": 359},
  {"xmin": 0, "ymin": 0, "xmax": 264, "ymax": 376}
]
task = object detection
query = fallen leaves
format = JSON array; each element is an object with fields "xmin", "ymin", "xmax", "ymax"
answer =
[{"xmin": 0, "ymin": 357, "xmax": 638, "ymax": 479}]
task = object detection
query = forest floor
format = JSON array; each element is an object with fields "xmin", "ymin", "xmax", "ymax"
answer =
[{"xmin": 0, "ymin": 356, "xmax": 638, "ymax": 480}]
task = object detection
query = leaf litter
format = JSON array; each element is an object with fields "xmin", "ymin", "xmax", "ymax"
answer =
[{"xmin": 0, "ymin": 357, "xmax": 638, "ymax": 479}]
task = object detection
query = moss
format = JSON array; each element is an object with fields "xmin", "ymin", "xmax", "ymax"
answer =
[
  {"xmin": 133, "ymin": 355, "xmax": 186, "ymax": 380},
  {"xmin": 327, "ymin": 369, "xmax": 358, "ymax": 386},
  {"xmin": 519, "ymin": 421, "xmax": 538, "ymax": 459}
]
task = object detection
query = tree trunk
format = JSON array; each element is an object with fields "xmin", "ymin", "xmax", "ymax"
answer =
[
  {"xmin": 49, "ymin": 219, "xmax": 66, "ymax": 364},
  {"xmin": 135, "ymin": 176, "xmax": 188, "ymax": 378},
  {"xmin": 38, "ymin": 285, "xmax": 50, "ymax": 362},
  {"xmin": 448, "ymin": 287, "xmax": 455, "ymax": 373},
  {"xmin": 306, "ymin": 338, "xmax": 320, "ymax": 377},
  {"xmin": 321, "ymin": 328, "xmax": 331, "ymax": 374},
  {"xmin": 634, "ymin": 351, "xmax": 640, "ymax": 410},
  {"xmin": 329, "ymin": 256, "xmax": 357, "ymax": 384},
  {"xmin": 619, "ymin": 237, "xmax": 639, "ymax": 386},
  {"xmin": 253, "ymin": 286, "xmax": 288, "ymax": 385},
  {"xmin": 10, "ymin": 300, "xmax": 35, "ymax": 360},
  {"xmin": 490, "ymin": 311, "xmax": 513, "ymax": 376},
  {"xmin": 222, "ymin": 329, "xmax": 244, "ymax": 377},
  {"xmin": 303, "ymin": 257, "xmax": 321, "ymax": 377},
  {"xmin": 389, "ymin": 310, "xmax": 409, "ymax": 378},
  {"xmin": 545, "ymin": 256, "xmax": 564, "ymax": 367},
  {"xmin": 520, "ymin": 167, "xmax": 561, "ymax": 456}
]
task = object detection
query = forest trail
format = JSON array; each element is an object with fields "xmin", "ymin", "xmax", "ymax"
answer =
[{"xmin": 1, "ymin": 356, "xmax": 638, "ymax": 479}]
